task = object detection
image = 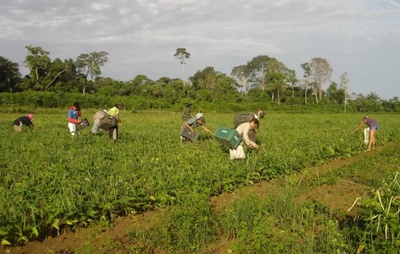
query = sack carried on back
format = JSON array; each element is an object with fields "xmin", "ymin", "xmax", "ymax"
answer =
[
  {"xmin": 233, "ymin": 113, "xmax": 258, "ymax": 128},
  {"xmin": 99, "ymin": 114, "xmax": 117, "ymax": 130}
]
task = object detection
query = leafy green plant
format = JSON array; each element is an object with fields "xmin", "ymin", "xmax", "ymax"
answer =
[{"xmin": 356, "ymin": 171, "xmax": 400, "ymax": 252}]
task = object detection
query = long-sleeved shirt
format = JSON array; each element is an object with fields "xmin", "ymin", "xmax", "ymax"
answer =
[
  {"xmin": 236, "ymin": 122, "xmax": 257, "ymax": 147},
  {"xmin": 67, "ymin": 106, "xmax": 80, "ymax": 124},
  {"xmin": 13, "ymin": 116, "xmax": 34, "ymax": 127}
]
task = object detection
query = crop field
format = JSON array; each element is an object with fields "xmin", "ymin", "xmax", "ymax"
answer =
[{"xmin": 0, "ymin": 110, "xmax": 399, "ymax": 253}]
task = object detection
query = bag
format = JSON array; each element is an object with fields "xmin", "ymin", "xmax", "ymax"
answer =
[
  {"xmin": 363, "ymin": 127, "xmax": 370, "ymax": 145},
  {"xmin": 99, "ymin": 114, "xmax": 117, "ymax": 130},
  {"xmin": 247, "ymin": 128, "xmax": 256, "ymax": 143},
  {"xmin": 75, "ymin": 118, "xmax": 90, "ymax": 131},
  {"xmin": 229, "ymin": 145, "xmax": 246, "ymax": 160},
  {"xmin": 233, "ymin": 113, "xmax": 258, "ymax": 128}
]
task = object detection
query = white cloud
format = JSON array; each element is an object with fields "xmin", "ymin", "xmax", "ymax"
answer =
[{"xmin": 0, "ymin": 0, "xmax": 399, "ymax": 99}]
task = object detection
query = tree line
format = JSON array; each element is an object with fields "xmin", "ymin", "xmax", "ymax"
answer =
[{"xmin": 0, "ymin": 46, "xmax": 399, "ymax": 112}]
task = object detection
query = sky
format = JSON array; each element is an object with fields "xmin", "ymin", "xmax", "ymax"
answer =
[{"xmin": 1, "ymin": 0, "xmax": 399, "ymax": 100}]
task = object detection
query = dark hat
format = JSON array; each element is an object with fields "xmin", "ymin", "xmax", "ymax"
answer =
[
  {"xmin": 115, "ymin": 102, "xmax": 124, "ymax": 107},
  {"xmin": 73, "ymin": 101, "xmax": 80, "ymax": 109}
]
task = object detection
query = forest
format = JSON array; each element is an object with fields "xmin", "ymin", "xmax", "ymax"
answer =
[{"xmin": 0, "ymin": 46, "xmax": 399, "ymax": 112}]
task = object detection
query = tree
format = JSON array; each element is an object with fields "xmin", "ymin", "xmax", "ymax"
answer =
[
  {"xmin": 265, "ymin": 72, "xmax": 286, "ymax": 104},
  {"xmin": 190, "ymin": 67, "xmax": 238, "ymax": 102},
  {"xmin": 309, "ymin": 58, "xmax": 332, "ymax": 103},
  {"xmin": 326, "ymin": 82, "xmax": 342, "ymax": 103},
  {"xmin": 24, "ymin": 45, "xmax": 51, "ymax": 90},
  {"xmin": 300, "ymin": 62, "xmax": 311, "ymax": 104},
  {"xmin": 44, "ymin": 58, "xmax": 76, "ymax": 90},
  {"xmin": 286, "ymin": 69, "xmax": 297, "ymax": 99},
  {"xmin": 76, "ymin": 51, "xmax": 109, "ymax": 94},
  {"xmin": 0, "ymin": 56, "xmax": 21, "ymax": 92},
  {"xmin": 174, "ymin": 48, "xmax": 191, "ymax": 89},
  {"xmin": 245, "ymin": 55, "xmax": 272, "ymax": 91},
  {"xmin": 264, "ymin": 59, "xmax": 290, "ymax": 104},
  {"xmin": 23, "ymin": 45, "xmax": 73, "ymax": 91},
  {"xmin": 231, "ymin": 65, "xmax": 251, "ymax": 96},
  {"xmin": 340, "ymin": 72, "xmax": 349, "ymax": 112}
]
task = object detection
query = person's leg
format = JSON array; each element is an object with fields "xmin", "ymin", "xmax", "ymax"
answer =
[
  {"xmin": 370, "ymin": 130, "xmax": 377, "ymax": 150},
  {"xmin": 109, "ymin": 126, "xmax": 118, "ymax": 140},
  {"xmin": 109, "ymin": 127, "xmax": 113, "ymax": 139},
  {"xmin": 113, "ymin": 126, "xmax": 118, "ymax": 140},
  {"xmin": 92, "ymin": 123, "xmax": 100, "ymax": 134},
  {"xmin": 367, "ymin": 130, "xmax": 376, "ymax": 151},
  {"xmin": 68, "ymin": 122, "xmax": 76, "ymax": 136}
]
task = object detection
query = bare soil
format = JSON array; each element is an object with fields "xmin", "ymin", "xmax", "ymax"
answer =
[{"xmin": 1, "ymin": 146, "xmax": 386, "ymax": 254}]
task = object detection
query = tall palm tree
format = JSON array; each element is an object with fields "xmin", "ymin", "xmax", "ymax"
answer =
[{"xmin": 174, "ymin": 48, "xmax": 191, "ymax": 89}]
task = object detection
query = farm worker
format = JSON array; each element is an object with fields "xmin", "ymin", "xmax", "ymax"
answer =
[
  {"xmin": 180, "ymin": 116, "xmax": 213, "ymax": 142},
  {"xmin": 229, "ymin": 118, "xmax": 260, "ymax": 160},
  {"xmin": 12, "ymin": 114, "xmax": 34, "ymax": 132},
  {"xmin": 257, "ymin": 109, "xmax": 266, "ymax": 119},
  {"xmin": 67, "ymin": 102, "xmax": 82, "ymax": 136},
  {"xmin": 352, "ymin": 116, "xmax": 379, "ymax": 152},
  {"xmin": 233, "ymin": 112, "xmax": 259, "ymax": 143},
  {"xmin": 107, "ymin": 103, "xmax": 124, "ymax": 140},
  {"xmin": 182, "ymin": 104, "xmax": 191, "ymax": 121},
  {"xmin": 92, "ymin": 110, "xmax": 108, "ymax": 134}
]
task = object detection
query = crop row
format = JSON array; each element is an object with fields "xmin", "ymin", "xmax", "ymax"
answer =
[{"xmin": 0, "ymin": 111, "xmax": 398, "ymax": 245}]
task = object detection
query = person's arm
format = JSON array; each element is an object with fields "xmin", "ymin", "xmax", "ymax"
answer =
[
  {"xmin": 242, "ymin": 125, "xmax": 259, "ymax": 149},
  {"xmin": 184, "ymin": 122, "xmax": 195, "ymax": 132},
  {"xmin": 115, "ymin": 114, "xmax": 122, "ymax": 124},
  {"xmin": 352, "ymin": 120, "xmax": 365, "ymax": 133},
  {"xmin": 68, "ymin": 118, "xmax": 81, "ymax": 124},
  {"xmin": 67, "ymin": 110, "xmax": 81, "ymax": 124},
  {"xmin": 28, "ymin": 121, "xmax": 34, "ymax": 129},
  {"xmin": 201, "ymin": 125, "xmax": 214, "ymax": 136}
]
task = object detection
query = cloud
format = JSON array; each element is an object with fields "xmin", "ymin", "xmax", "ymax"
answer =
[{"xmin": 0, "ymin": 0, "xmax": 399, "ymax": 99}]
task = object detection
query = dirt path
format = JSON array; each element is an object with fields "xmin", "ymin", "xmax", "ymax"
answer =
[{"xmin": 1, "ymin": 145, "xmax": 391, "ymax": 254}]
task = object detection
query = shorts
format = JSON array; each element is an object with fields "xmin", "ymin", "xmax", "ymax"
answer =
[
  {"xmin": 369, "ymin": 125, "xmax": 379, "ymax": 131},
  {"xmin": 13, "ymin": 124, "xmax": 22, "ymax": 132}
]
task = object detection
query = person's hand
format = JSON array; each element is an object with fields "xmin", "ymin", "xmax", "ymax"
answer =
[{"xmin": 249, "ymin": 144, "xmax": 259, "ymax": 150}]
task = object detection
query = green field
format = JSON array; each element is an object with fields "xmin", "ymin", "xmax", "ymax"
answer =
[{"xmin": 1, "ymin": 111, "xmax": 399, "ymax": 252}]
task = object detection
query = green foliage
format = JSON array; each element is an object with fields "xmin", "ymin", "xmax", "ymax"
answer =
[
  {"xmin": 0, "ymin": 56, "xmax": 21, "ymax": 92},
  {"xmin": 0, "ymin": 112, "xmax": 398, "ymax": 247},
  {"xmin": 355, "ymin": 172, "xmax": 400, "ymax": 252}
]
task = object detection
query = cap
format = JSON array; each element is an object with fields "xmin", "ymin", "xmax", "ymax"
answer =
[
  {"xmin": 363, "ymin": 116, "xmax": 369, "ymax": 119},
  {"xmin": 28, "ymin": 114, "xmax": 33, "ymax": 120},
  {"xmin": 115, "ymin": 102, "xmax": 124, "ymax": 107}
]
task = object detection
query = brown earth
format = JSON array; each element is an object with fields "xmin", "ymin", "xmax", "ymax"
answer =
[{"xmin": 0, "ymin": 146, "xmax": 386, "ymax": 254}]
